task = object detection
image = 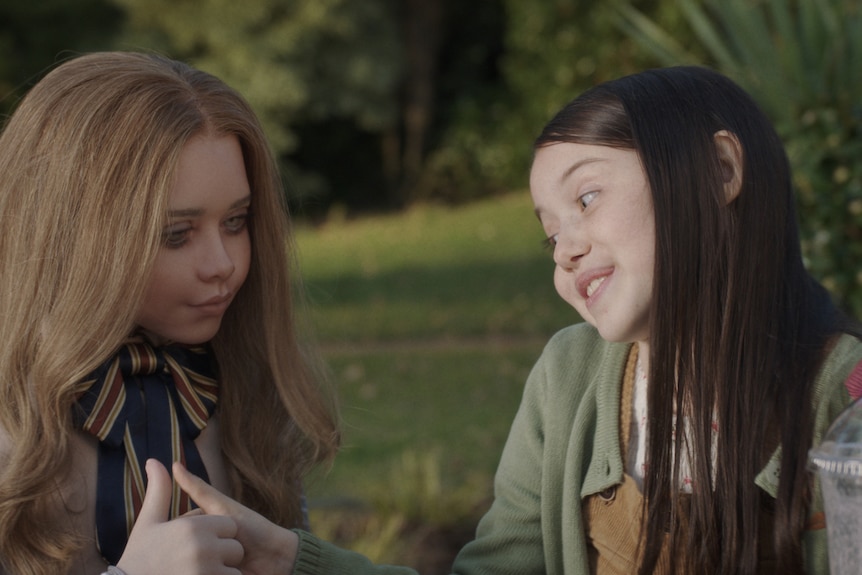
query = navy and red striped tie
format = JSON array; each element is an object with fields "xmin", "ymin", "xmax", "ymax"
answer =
[{"xmin": 74, "ymin": 339, "xmax": 218, "ymax": 564}]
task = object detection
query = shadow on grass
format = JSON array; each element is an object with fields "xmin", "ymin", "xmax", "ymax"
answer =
[
  {"xmin": 310, "ymin": 449, "xmax": 493, "ymax": 575},
  {"xmin": 307, "ymin": 342, "xmax": 552, "ymax": 573},
  {"xmin": 303, "ymin": 254, "xmax": 576, "ymax": 342}
]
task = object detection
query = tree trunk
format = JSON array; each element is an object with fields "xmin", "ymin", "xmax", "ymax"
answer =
[{"xmin": 396, "ymin": 0, "xmax": 443, "ymax": 205}]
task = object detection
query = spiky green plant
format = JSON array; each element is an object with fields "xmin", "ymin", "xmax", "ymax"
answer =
[{"xmin": 615, "ymin": 0, "xmax": 862, "ymax": 317}]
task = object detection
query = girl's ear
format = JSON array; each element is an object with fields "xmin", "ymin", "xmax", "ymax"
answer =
[{"xmin": 714, "ymin": 130, "xmax": 743, "ymax": 205}]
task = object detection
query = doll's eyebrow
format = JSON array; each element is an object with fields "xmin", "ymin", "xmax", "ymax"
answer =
[
  {"xmin": 230, "ymin": 195, "xmax": 252, "ymax": 209},
  {"xmin": 168, "ymin": 207, "xmax": 203, "ymax": 217},
  {"xmin": 167, "ymin": 195, "xmax": 251, "ymax": 218}
]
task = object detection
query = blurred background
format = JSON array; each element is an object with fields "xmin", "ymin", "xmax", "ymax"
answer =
[{"xmin": 2, "ymin": 0, "xmax": 860, "ymax": 571}]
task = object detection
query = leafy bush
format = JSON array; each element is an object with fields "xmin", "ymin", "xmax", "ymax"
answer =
[{"xmin": 791, "ymin": 106, "xmax": 862, "ymax": 314}]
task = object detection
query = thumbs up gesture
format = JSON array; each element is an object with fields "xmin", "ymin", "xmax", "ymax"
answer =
[
  {"xmin": 117, "ymin": 459, "xmax": 299, "ymax": 575},
  {"xmin": 117, "ymin": 459, "xmax": 245, "ymax": 575}
]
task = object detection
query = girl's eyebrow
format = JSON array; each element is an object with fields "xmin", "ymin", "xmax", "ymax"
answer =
[
  {"xmin": 558, "ymin": 157, "xmax": 604, "ymax": 186},
  {"xmin": 168, "ymin": 194, "xmax": 251, "ymax": 218}
]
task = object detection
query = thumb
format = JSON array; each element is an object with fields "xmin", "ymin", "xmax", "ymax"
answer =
[
  {"xmin": 173, "ymin": 461, "xmax": 234, "ymax": 516},
  {"xmin": 135, "ymin": 459, "xmax": 173, "ymax": 526}
]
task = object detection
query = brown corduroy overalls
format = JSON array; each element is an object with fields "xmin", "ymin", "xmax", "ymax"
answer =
[{"xmin": 582, "ymin": 348, "xmax": 779, "ymax": 574}]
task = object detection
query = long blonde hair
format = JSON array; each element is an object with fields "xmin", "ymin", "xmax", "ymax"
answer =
[{"xmin": 0, "ymin": 51, "xmax": 339, "ymax": 574}]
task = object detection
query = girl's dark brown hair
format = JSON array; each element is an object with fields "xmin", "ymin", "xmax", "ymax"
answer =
[{"xmin": 536, "ymin": 66, "xmax": 856, "ymax": 573}]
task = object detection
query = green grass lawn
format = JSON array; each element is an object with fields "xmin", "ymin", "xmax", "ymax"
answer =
[
  {"xmin": 293, "ymin": 192, "xmax": 580, "ymax": 568},
  {"xmin": 311, "ymin": 343, "xmax": 544, "ymax": 500},
  {"xmin": 295, "ymin": 192, "xmax": 576, "ymax": 343}
]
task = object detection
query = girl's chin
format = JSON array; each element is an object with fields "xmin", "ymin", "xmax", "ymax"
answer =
[
  {"xmin": 596, "ymin": 324, "xmax": 650, "ymax": 345},
  {"xmin": 593, "ymin": 322, "xmax": 631, "ymax": 344}
]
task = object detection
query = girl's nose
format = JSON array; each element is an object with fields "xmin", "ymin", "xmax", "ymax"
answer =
[{"xmin": 553, "ymin": 226, "xmax": 588, "ymax": 270}]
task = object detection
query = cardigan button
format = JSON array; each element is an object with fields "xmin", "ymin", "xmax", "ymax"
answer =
[{"xmin": 598, "ymin": 486, "xmax": 617, "ymax": 503}]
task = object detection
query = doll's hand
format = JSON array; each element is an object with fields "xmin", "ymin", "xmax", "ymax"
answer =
[
  {"xmin": 172, "ymin": 461, "xmax": 300, "ymax": 575},
  {"xmin": 117, "ymin": 459, "xmax": 244, "ymax": 575}
]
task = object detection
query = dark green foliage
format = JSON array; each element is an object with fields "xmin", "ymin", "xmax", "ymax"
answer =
[
  {"xmin": 0, "ymin": 0, "xmax": 122, "ymax": 117},
  {"xmin": 790, "ymin": 106, "xmax": 862, "ymax": 316},
  {"xmin": 414, "ymin": 0, "xmax": 678, "ymax": 205}
]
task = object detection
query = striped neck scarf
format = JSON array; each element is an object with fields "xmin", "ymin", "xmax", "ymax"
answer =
[{"xmin": 74, "ymin": 339, "xmax": 219, "ymax": 564}]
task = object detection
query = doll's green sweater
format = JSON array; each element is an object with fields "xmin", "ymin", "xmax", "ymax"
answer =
[{"xmin": 292, "ymin": 323, "xmax": 862, "ymax": 575}]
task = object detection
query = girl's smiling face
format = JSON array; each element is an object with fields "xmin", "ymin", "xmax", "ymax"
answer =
[
  {"xmin": 135, "ymin": 134, "xmax": 252, "ymax": 345},
  {"xmin": 530, "ymin": 142, "xmax": 655, "ymax": 345}
]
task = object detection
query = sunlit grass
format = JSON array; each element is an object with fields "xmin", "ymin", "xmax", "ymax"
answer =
[
  {"xmin": 308, "ymin": 343, "xmax": 542, "ymax": 500},
  {"xmin": 293, "ymin": 193, "xmax": 581, "ymax": 570},
  {"xmin": 294, "ymin": 192, "xmax": 577, "ymax": 342}
]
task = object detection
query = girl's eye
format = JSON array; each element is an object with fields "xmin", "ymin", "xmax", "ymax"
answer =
[
  {"xmin": 162, "ymin": 225, "xmax": 191, "ymax": 249},
  {"xmin": 224, "ymin": 212, "xmax": 250, "ymax": 234},
  {"xmin": 578, "ymin": 191, "xmax": 598, "ymax": 209}
]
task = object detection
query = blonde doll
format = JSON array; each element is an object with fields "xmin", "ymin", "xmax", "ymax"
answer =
[{"xmin": 0, "ymin": 52, "xmax": 338, "ymax": 575}]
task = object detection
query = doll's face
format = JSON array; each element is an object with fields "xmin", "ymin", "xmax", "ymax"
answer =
[
  {"xmin": 530, "ymin": 142, "xmax": 655, "ymax": 345},
  {"xmin": 135, "ymin": 134, "xmax": 252, "ymax": 345}
]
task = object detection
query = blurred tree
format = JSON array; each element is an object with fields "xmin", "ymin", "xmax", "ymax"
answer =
[
  {"xmin": 405, "ymin": 0, "xmax": 506, "ymax": 204},
  {"xmin": 0, "ymin": 0, "xmax": 712, "ymax": 216},
  {"xmin": 617, "ymin": 0, "xmax": 862, "ymax": 316},
  {"xmin": 274, "ymin": 0, "xmax": 502, "ymax": 213},
  {"xmin": 412, "ymin": 0, "xmax": 692, "ymax": 204},
  {"xmin": 398, "ymin": 0, "xmax": 443, "ymax": 204},
  {"xmin": 112, "ymin": 0, "xmax": 403, "ymax": 210},
  {"xmin": 0, "ymin": 0, "xmax": 122, "ymax": 118}
]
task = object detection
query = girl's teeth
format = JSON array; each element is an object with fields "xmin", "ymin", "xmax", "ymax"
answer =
[{"xmin": 586, "ymin": 277, "xmax": 605, "ymax": 297}]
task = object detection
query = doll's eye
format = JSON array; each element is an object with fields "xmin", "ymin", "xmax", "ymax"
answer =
[
  {"xmin": 162, "ymin": 224, "xmax": 191, "ymax": 249},
  {"xmin": 224, "ymin": 212, "xmax": 250, "ymax": 234}
]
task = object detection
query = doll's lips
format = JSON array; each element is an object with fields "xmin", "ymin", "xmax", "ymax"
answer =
[
  {"xmin": 576, "ymin": 268, "xmax": 613, "ymax": 301},
  {"xmin": 192, "ymin": 293, "xmax": 233, "ymax": 314}
]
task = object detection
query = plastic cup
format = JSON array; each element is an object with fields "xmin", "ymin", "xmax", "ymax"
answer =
[{"xmin": 809, "ymin": 396, "xmax": 862, "ymax": 575}]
